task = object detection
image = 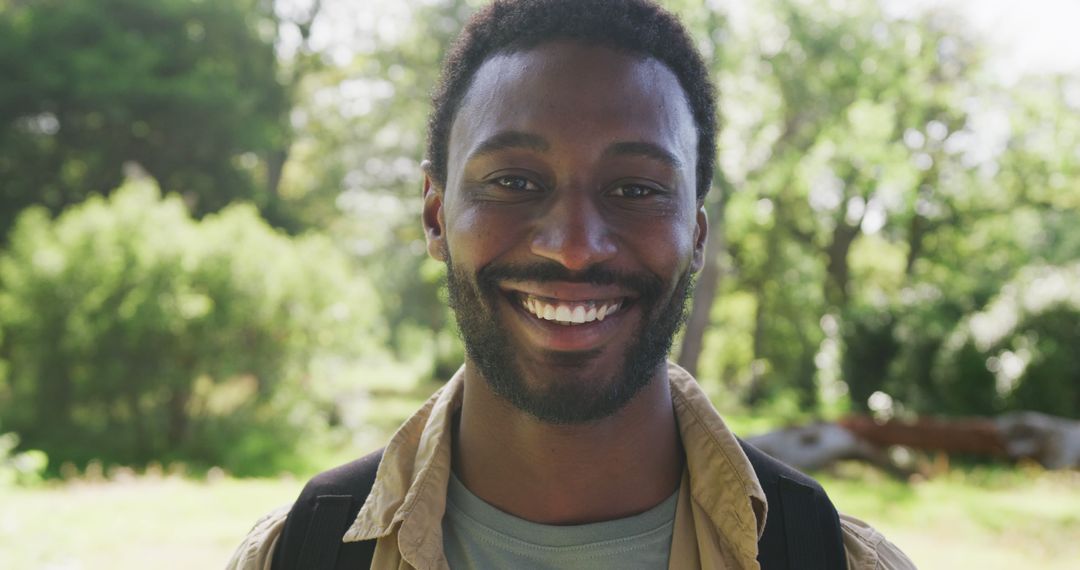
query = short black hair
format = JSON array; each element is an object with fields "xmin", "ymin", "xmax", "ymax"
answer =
[{"xmin": 426, "ymin": 0, "xmax": 717, "ymax": 200}]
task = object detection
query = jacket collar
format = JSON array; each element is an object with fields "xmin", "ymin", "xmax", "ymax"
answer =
[{"xmin": 668, "ymin": 363, "xmax": 767, "ymax": 558}]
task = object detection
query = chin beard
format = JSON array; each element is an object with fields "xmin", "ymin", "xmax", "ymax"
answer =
[{"xmin": 445, "ymin": 256, "xmax": 694, "ymax": 424}]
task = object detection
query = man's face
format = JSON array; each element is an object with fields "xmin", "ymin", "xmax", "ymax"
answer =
[{"xmin": 424, "ymin": 41, "xmax": 707, "ymax": 424}]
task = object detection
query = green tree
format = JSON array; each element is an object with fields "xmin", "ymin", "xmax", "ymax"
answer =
[
  {"xmin": 844, "ymin": 73, "xmax": 1080, "ymax": 416},
  {"xmin": 0, "ymin": 180, "xmax": 384, "ymax": 474},
  {"xmin": 278, "ymin": 0, "xmax": 474, "ymax": 375},
  {"xmin": 668, "ymin": 0, "xmax": 1080, "ymax": 420},
  {"xmin": 933, "ymin": 263, "xmax": 1080, "ymax": 417},
  {"xmin": 0, "ymin": 0, "xmax": 290, "ymax": 238},
  {"xmin": 685, "ymin": 0, "xmax": 987, "ymax": 408}
]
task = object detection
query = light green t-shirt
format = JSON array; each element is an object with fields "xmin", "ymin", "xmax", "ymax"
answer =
[{"xmin": 442, "ymin": 472, "xmax": 677, "ymax": 570}]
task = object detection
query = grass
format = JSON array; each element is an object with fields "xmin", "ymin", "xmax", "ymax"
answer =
[
  {"xmin": 1, "ymin": 464, "xmax": 1076, "ymax": 569},
  {"xmin": 0, "ymin": 475, "xmax": 303, "ymax": 570},
  {"xmin": 819, "ymin": 464, "xmax": 1080, "ymax": 570}
]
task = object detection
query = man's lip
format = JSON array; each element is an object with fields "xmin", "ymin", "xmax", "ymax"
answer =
[{"xmin": 499, "ymin": 281, "xmax": 637, "ymax": 303}]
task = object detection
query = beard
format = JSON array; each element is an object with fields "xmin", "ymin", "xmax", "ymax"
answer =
[{"xmin": 445, "ymin": 255, "xmax": 694, "ymax": 425}]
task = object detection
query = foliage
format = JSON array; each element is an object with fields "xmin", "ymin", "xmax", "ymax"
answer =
[
  {"xmin": 674, "ymin": 0, "xmax": 1080, "ymax": 417},
  {"xmin": 933, "ymin": 263, "xmax": 1080, "ymax": 417},
  {"xmin": 0, "ymin": 181, "xmax": 385, "ymax": 475},
  {"xmin": 0, "ymin": 431, "xmax": 48, "ymax": 487},
  {"xmin": 692, "ymin": 0, "xmax": 986, "ymax": 409},
  {"xmin": 278, "ymin": 0, "xmax": 475, "ymax": 373},
  {"xmin": 837, "ymin": 72, "xmax": 1080, "ymax": 418},
  {"xmin": 0, "ymin": 0, "xmax": 291, "ymax": 239}
]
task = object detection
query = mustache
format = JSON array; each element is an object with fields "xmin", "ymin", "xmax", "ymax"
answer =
[{"xmin": 476, "ymin": 261, "xmax": 663, "ymax": 300}]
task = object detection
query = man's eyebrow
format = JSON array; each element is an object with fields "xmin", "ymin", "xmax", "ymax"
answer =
[
  {"xmin": 469, "ymin": 131, "xmax": 550, "ymax": 159},
  {"xmin": 603, "ymin": 141, "xmax": 682, "ymax": 169}
]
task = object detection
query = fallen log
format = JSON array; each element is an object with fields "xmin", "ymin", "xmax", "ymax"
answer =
[
  {"xmin": 838, "ymin": 416, "xmax": 1008, "ymax": 456},
  {"xmin": 744, "ymin": 412, "xmax": 1079, "ymax": 475},
  {"xmin": 744, "ymin": 422, "xmax": 911, "ymax": 478},
  {"xmin": 995, "ymin": 411, "xmax": 1080, "ymax": 470}
]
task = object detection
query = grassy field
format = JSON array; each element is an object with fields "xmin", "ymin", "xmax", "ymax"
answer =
[
  {"xmin": 0, "ymin": 475, "xmax": 304, "ymax": 569},
  {"xmin": 1, "ymin": 463, "xmax": 1076, "ymax": 569},
  {"xmin": 820, "ymin": 465, "xmax": 1080, "ymax": 569}
]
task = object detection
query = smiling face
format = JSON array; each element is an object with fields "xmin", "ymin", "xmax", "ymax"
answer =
[{"xmin": 424, "ymin": 41, "xmax": 707, "ymax": 424}]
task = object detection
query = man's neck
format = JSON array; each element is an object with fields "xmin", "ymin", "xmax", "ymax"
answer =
[{"xmin": 452, "ymin": 363, "xmax": 684, "ymax": 525}]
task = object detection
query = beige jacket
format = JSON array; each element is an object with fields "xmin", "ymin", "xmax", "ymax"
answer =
[{"xmin": 228, "ymin": 363, "xmax": 916, "ymax": 569}]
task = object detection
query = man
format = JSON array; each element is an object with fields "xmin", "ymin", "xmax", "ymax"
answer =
[{"xmin": 229, "ymin": 0, "xmax": 916, "ymax": 568}]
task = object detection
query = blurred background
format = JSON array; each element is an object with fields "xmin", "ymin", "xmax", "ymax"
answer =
[{"xmin": 0, "ymin": 0, "xmax": 1077, "ymax": 568}]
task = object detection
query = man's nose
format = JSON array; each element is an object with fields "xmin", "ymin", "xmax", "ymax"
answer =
[{"xmin": 529, "ymin": 193, "xmax": 617, "ymax": 271}]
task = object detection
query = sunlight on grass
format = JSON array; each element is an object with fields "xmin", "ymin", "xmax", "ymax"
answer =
[
  {"xmin": 819, "ymin": 464, "xmax": 1080, "ymax": 570},
  {"xmin": 0, "ymin": 477, "xmax": 301, "ymax": 570}
]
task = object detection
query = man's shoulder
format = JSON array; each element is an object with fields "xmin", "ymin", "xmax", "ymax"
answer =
[
  {"xmin": 226, "ymin": 504, "xmax": 290, "ymax": 570},
  {"xmin": 839, "ymin": 514, "xmax": 919, "ymax": 570}
]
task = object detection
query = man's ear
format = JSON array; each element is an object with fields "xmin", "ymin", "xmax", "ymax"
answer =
[
  {"xmin": 421, "ymin": 161, "xmax": 447, "ymax": 261},
  {"xmin": 691, "ymin": 203, "xmax": 708, "ymax": 273}
]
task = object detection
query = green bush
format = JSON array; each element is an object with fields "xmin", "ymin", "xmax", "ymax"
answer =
[
  {"xmin": 933, "ymin": 264, "xmax": 1080, "ymax": 417},
  {"xmin": 841, "ymin": 293, "xmax": 969, "ymax": 415},
  {"xmin": 0, "ymin": 431, "xmax": 48, "ymax": 487},
  {"xmin": 841, "ymin": 264, "xmax": 1080, "ymax": 418},
  {"xmin": 0, "ymin": 181, "xmax": 384, "ymax": 475}
]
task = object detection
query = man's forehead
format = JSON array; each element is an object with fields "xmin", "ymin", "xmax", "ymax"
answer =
[
  {"xmin": 459, "ymin": 42, "xmax": 689, "ymax": 125},
  {"xmin": 447, "ymin": 40, "xmax": 697, "ymax": 169}
]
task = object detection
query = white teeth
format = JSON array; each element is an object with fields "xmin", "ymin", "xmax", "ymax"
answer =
[
  {"xmin": 571, "ymin": 306, "xmax": 586, "ymax": 324},
  {"xmin": 519, "ymin": 294, "xmax": 622, "ymax": 326},
  {"xmin": 555, "ymin": 305, "xmax": 572, "ymax": 322}
]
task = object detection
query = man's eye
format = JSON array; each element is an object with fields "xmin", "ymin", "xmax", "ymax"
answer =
[
  {"xmin": 492, "ymin": 175, "xmax": 540, "ymax": 192},
  {"xmin": 611, "ymin": 184, "xmax": 657, "ymax": 198}
]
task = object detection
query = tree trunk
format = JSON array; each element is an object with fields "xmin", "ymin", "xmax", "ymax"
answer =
[
  {"xmin": 904, "ymin": 210, "xmax": 925, "ymax": 277},
  {"xmin": 167, "ymin": 387, "xmax": 190, "ymax": 448},
  {"xmin": 677, "ymin": 175, "xmax": 731, "ymax": 376},
  {"xmin": 265, "ymin": 147, "xmax": 288, "ymax": 201},
  {"xmin": 745, "ymin": 283, "xmax": 769, "ymax": 406},
  {"xmin": 262, "ymin": 146, "xmax": 292, "ymax": 229},
  {"xmin": 824, "ymin": 219, "xmax": 860, "ymax": 309},
  {"xmin": 128, "ymin": 389, "xmax": 148, "ymax": 461}
]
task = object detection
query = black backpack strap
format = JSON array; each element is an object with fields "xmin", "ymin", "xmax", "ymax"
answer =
[
  {"xmin": 271, "ymin": 448, "xmax": 384, "ymax": 570},
  {"xmin": 778, "ymin": 475, "xmax": 827, "ymax": 567},
  {"xmin": 295, "ymin": 495, "xmax": 353, "ymax": 570},
  {"xmin": 739, "ymin": 438, "xmax": 847, "ymax": 570}
]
